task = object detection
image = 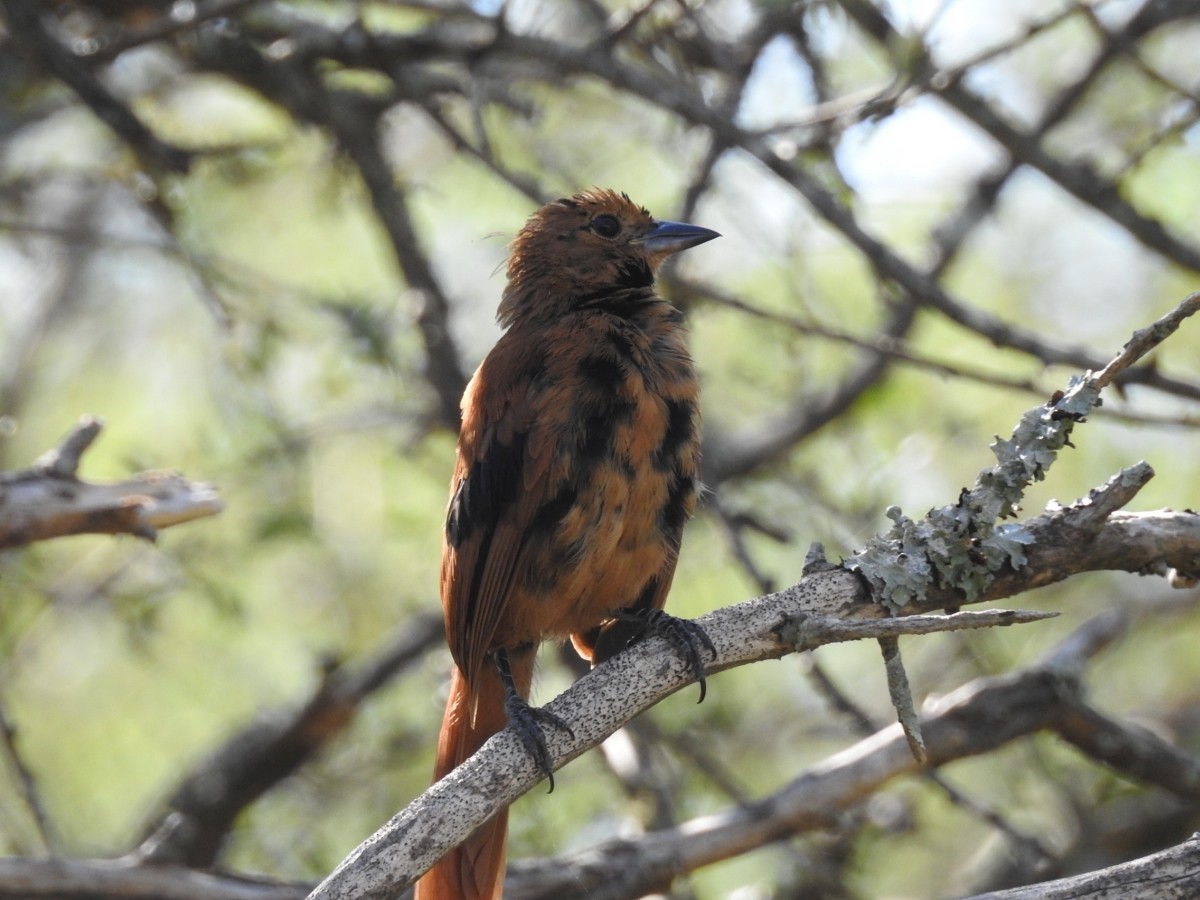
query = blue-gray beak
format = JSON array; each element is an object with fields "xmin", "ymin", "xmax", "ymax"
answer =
[{"xmin": 638, "ymin": 220, "xmax": 721, "ymax": 255}]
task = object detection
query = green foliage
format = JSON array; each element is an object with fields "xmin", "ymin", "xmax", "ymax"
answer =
[{"xmin": 1, "ymin": 1, "xmax": 1199, "ymax": 897}]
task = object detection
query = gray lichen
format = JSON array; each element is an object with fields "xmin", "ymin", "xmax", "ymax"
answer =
[{"xmin": 846, "ymin": 374, "xmax": 1101, "ymax": 613}]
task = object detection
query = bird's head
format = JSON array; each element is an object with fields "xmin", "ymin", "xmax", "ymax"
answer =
[{"xmin": 498, "ymin": 188, "xmax": 719, "ymax": 326}]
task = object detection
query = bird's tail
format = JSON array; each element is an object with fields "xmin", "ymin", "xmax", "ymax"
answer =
[{"xmin": 415, "ymin": 654, "xmax": 532, "ymax": 900}]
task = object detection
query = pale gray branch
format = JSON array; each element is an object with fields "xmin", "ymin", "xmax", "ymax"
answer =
[
  {"xmin": 0, "ymin": 857, "xmax": 308, "ymax": 900},
  {"xmin": 502, "ymin": 607, "xmax": 1200, "ymax": 899},
  {"xmin": 0, "ymin": 418, "xmax": 223, "ymax": 547},
  {"xmin": 307, "ymin": 590, "xmax": 1055, "ymax": 899},
  {"xmin": 965, "ymin": 834, "xmax": 1200, "ymax": 900}
]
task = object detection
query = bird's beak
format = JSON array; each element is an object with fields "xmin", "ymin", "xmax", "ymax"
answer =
[{"xmin": 637, "ymin": 220, "xmax": 721, "ymax": 256}]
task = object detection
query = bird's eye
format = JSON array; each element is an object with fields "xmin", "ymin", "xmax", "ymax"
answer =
[{"xmin": 591, "ymin": 214, "xmax": 621, "ymax": 238}]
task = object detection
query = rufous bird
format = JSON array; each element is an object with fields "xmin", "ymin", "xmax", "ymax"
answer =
[{"xmin": 415, "ymin": 188, "xmax": 719, "ymax": 900}]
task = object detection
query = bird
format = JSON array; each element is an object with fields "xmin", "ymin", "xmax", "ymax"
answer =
[{"xmin": 414, "ymin": 188, "xmax": 719, "ymax": 900}]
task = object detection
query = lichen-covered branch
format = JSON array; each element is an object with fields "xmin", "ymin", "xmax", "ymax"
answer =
[
  {"xmin": 846, "ymin": 294, "xmax": 1200, "ymax": 613},
  {"xmin": 309, "ymin": 449, "xmax": 1200, "ymax": 898}
]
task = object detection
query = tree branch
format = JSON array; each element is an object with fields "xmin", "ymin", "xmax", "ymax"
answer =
[
  {"xmin": 847, "ymin": 293, "xmax": 1200, "ymax": 613},
  {"xmin": 0, "ymin": 417, "xmax": 223, "ymax": 547},
  {"xmin": 187, "ymin": 20, "xmax": 469, "ymax": 431},
  {"xmin": 965, "ymin": 834, "xmax": 1200, "ymax": 900},
  {"xmin": 502, "ymin": 607, "xmax": 1200, "ymax": 899},
  {"xmin": 837, "ymin": 0, "xmax": 1200, "ymax": 275},
  {"xmin": 135, "ymin": 615, "xmax": 443, "ymax": 867},
  {"xmin": 2, "ymin": 1, "xmax": 193, "ymax": 174},
  {"xmin": 0, "ymin": 857, "xmax": 309, "ymax": 900},
  {"xmin": 308, "ymin": 604, "xmax": 1053, "ymax": 900}
]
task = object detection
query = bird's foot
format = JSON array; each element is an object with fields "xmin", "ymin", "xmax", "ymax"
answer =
[
  {"xmin": 614, "ymin": 608, "xmax": 717, "ymax": 702},
  {"xmin": 495, "ymin": 649, "xmax": 574, "ymax": 792},
  {"xmin": 502, "ymin": 693, "xmax": 574, "ymax": 792}
]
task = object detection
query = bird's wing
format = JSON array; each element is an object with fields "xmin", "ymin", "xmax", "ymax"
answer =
[{"xmin": 441, "ymin": 333, "xmax": 558, "ymax": 695}]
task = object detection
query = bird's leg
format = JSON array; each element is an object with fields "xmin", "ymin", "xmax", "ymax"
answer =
[
  {"xmin": 494, "ymin": 647, "xmax": 575, "ymax": 792},
  {"xmin": 611, "ymin": 608, "xmax": 717, "ymax": 702}
]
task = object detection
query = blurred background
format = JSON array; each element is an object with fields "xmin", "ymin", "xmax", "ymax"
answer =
[{"xmin": 1, "ymin": 1, "xmax": 1199, "ymax": 897}]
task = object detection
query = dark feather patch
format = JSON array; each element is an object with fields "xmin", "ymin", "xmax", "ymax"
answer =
[
  {"xmin": 446, "ymin": 431, "xmax": 527, "ymax": 549},
  {"xmin": 577, "ymin": 353, "xmax": 625, "ymax": 390},
  {"xmin": 654, "ymin": 399, "xmax": 696, "ymax": 470},
  {"xmin": 530, "ymin": 482, "xmax": 579, "ymax": 535},
  {"xmin": 659, "ymin": 468, "xmax": 695, "ymax": 537},
  {"xmin": 616, "ymin": 259, "xmax": 654, "ymax": 289},
  {"xmin": 578, "ymin": 287, "xmax": 656, "ymax": 318},
  {"xmin": 588, "ymin": 576, "xmax": 661, "ymax": 664},
  {"xmin": 577, "ymin": 393, "xmax": 637, "ymax": 465}
]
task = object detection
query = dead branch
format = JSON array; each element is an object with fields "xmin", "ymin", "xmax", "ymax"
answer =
[
  {"xmin": 964, "ymin": 833, "xmax": 1200, "ymax": 900},
  {"xmin": 0, "ymin": 417, "xmax": 223, "ymax": 547},
  {"xmin": 0, "ymin": 857, "xmax": 308, "ymax": 900}
]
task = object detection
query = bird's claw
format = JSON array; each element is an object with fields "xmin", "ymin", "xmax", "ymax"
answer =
[
  {"xmin": 617, "ymin": 608, "xmax": 716, "ymax": 703},
  {"xmin": 503, "ymin": 692, "xmax": 574, "ymax": 792},
  {"xmin": 495, "ymin": 649, "xmax": 573, "ymax": 791}
]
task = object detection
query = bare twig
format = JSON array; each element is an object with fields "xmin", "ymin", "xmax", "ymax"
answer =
[
  {"xmin": 1095, "ymin": 293, "xmax": 1200, "ymax": 389},
  {"xmin": 0, "ymin": 697, "xmax": 59, "ymax": 856}
]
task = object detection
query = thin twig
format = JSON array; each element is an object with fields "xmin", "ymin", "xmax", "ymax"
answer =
[{"xmin": 0, "ymin": 696, "xmax": 59, "ymax": 856}]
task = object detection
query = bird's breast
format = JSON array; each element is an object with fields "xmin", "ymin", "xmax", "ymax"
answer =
[{"xmin": 512, "ymin": 309, "xmax": 701, "ymax": 637}]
